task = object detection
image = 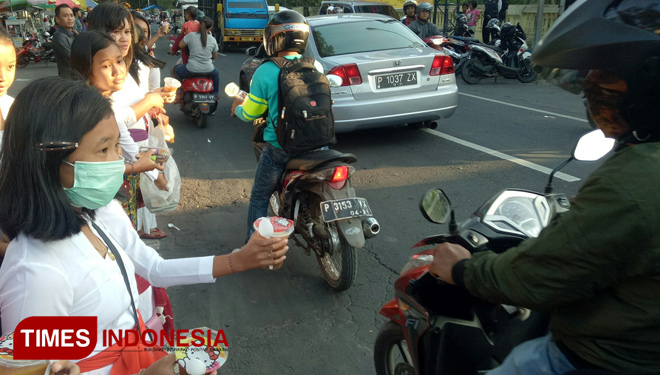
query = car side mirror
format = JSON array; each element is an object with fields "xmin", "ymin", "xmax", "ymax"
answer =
[{"xmin": 246, "ymin": 46, "xmax": 257, "ymax": 57}]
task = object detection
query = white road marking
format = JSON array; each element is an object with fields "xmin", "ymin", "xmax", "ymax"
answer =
[
  {"xmin": 459, "ymin": 92, "xmax": 589, "ymax": 123},
  {"xmin": 15, "ymin": 79, "xmax": 31, "ymax": 82},
  {"xmin": 218, "ymin": 53, "xmax": 227, "ymax": 57},
  {"xmin": 421, "ymin": 128, "xmax": 581, "ymax": 182}
]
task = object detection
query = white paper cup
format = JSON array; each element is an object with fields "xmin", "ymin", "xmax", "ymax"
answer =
[{"xmin": 163, "ymin": 77, "xmax": 181, "ymax": 93}]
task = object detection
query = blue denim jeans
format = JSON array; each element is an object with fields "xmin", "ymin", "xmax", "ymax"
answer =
[
  {"xmin": 245, "ymin": 143, "xmax": 291, "ymax": 243},
  {"xmin": 486, "ymin": 334, "xmax": 576, "ymax": 375},
  {"xmin": 173, "ymin": 64, "xmax": 220, "ymax": 96}
]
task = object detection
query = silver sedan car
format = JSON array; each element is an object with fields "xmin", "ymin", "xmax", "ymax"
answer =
[{"xmin": 239, "ymin": 13, "xmax": 458, "ymax": 132}]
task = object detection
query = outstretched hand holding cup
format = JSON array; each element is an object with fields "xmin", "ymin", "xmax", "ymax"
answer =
[{"xmin": 253, "ymin": 217, "xmax": 294, "ymax": 270}]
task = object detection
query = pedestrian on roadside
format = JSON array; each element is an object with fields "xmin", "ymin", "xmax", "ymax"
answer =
[
  {"xmin": 466, "ymin": 1, "xmax": 480, "ymax": 34},
  {"xmin": 133, "ymin": 10, "xmax": 168, "ymax": 56},
  {"xmin": 87, "ymin": 3, "xmax": 173, "ymax": 238},
  {"xmin": 482, "ymin": 0, "xmax": 507, "ymax": 43},
  {"xmin": 72, "ymin": 7, "xmax": 84, "ymax": 33},
  {"xmin": 0, "ymin": 28, "xmax": 16, "ymax": 258},
  {"xmin": 0, "ymin": 76, "xmax": 289, "ymax": 375},
  {"xmin": 52, "ymin": 4, "xmax": 77, "ymax": 77}
]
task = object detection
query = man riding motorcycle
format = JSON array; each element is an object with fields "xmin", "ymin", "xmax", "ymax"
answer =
[
  {"xmin": 430, "ymin": 1, "xmax": 660, "ymax": 374},
  {"xmin": 230, "ymin": 11, "xmax": 323, "ymax": 243},
  {"xmin": 408, "ymin": 2, "xmax": 440, "ymax": 40},
  {"xmin": 401, "ymin": 0, "xmax": 417, "ymax": 27}
]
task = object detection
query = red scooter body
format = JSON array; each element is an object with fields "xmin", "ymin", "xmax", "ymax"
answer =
[{"xmin": 179, "ymin": 76, "xmax": 215, "ymax": 128}]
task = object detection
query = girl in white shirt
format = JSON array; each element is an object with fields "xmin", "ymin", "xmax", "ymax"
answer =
[
  {"xmin": 0, "ymin": 28, "xmax": 16, "ymax": 258},
  {"xmin": 87, "ymin": 3, "xmax": 172, "ymax": 239},
  {"xmin": 0, "ymin": 77, "xmax": 288, "ymax": 375}
]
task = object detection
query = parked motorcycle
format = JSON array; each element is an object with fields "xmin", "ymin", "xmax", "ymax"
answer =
[
  {"xmin": 425, "ymin": 35, "xmax": 472, "ymax": 75},
  {"xmin": 374, "ymin": 129, "xmax": 615, "ymax": 374},
  {"xmin": 178, "ymin": 75, "xmax": 217, "ymax": 128},
  {"xmin": 16, "ymin": 33, "xmax": 55, "ymax": 68},
  {"xmin": 461, "ymin": 22, "xmax": 536, "ymax": 84}
]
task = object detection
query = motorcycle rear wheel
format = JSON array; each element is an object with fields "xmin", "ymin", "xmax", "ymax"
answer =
[
  {"xmin": 17, "ymin": 55, "xmax": 29, "ymax": 69},
  {"xmin": 517, "ymin": 58, "xmax": 537, "ymax": 83},
  {"xmin": 196, "ymin": 112, "xmax": 208, "ymax": 128},
  {"xmin": 461, "ymin": 59, "xmax": 482, "ymax": 84},
  {"xmin": 316, "ymin": 220, "xmax": 357, "ymax": 292},
  {"xmin": 374, "ymin": 321, "xmax": 415, "ymax": 375}
]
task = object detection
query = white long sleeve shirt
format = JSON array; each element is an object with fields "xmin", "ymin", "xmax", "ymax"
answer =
[
  {"xmin": 0, "ymin": 200, "xmax": 215, "ymax": 374},
  {"xmin": 111, "ymin": 75, "xmax": 158, "ymax": 180}
]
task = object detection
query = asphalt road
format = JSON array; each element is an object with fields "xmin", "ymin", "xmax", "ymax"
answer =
[{"xmin": 9, "ymin": 33, "xmax": 604, "ymax": 375}]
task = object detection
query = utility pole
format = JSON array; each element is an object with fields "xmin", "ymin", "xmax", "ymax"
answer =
[{"xmin": 533, "ymin": 0, "xmax": 545, "ymax": 47}]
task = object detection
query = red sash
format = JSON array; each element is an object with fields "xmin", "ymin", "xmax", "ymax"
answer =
[{"xmin": 77, "ymin": 311, "xmax": 168, "ymax": 374}]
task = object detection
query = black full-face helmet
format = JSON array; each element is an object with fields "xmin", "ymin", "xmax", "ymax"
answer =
[
  {"xmin": 263, "ymin": 10, "xmax": 310, "ymax": 56},
  {"xmin": 532, "ymin": 0, "xmax": 660, "ymax": 140}
]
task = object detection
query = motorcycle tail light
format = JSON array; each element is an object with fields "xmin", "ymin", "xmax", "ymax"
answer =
[
  {"xmin": 331, "ymin": 166, "xmax": 349, "ymax": 182},
  {"xmin": 430, "ymin": 55, "xmax": 454, "ymax": 76},
  {"xmin": 328, "ymin": 64, "xmax": 362, "ymax": 86},
  {"xmin": 307, "ymin": 165, "xmax": 354, "ymax": 183}
]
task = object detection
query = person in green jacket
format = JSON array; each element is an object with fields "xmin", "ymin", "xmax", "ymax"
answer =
[{"xmin": 430, "ymin": 1, "xmax": 660, "ymax": 374}]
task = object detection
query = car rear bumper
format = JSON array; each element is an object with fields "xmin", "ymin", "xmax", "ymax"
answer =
[{"xmin": 331, "ymin": 82, "xmax": 458, "ymax": 133}]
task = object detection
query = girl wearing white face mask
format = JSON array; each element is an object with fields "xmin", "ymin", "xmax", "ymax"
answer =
[{"xmin": 0, "ymin": 77, "xmax": 289, "ymax": 375}]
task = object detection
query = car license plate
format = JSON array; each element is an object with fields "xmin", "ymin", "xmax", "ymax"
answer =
[
  {"xmin": 320, "ymin": 198, "xmax": 372, "ymax": 223},
  {"xmin": 193, "ymin": 93, "xmax": 215, "ymax": 103},
  {"xmin": 376, "ymin": 72, "xmax": 418, "ymax": 89}
]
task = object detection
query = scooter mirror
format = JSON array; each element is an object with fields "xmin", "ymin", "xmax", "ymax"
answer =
[
  {"xmin": 420, "ymin": 189, "xmax": 452, "ymax": 224},
  {"xmin": 327, "ymin": 74, "xmax": 343, "ymax": 88},
  {"xmin": 573, "ymin": 129, "xmax": 615, "ymax": 162}
]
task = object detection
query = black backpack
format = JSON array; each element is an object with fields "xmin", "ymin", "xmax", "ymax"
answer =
[{"xmin": 267, "ymin": 56, "xmax": 336, "ymax": 155}]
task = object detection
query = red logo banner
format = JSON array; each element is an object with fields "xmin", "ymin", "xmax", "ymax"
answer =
[{"xmin": 13, "ymin": 316, "xmax": 97, "ymax": 360}]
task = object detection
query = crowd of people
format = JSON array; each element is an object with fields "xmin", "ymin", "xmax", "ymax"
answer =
[
  {"xmin": 0, "ymin": 0, "xmax": 659, "ymax": 374},
  {"xmin": 400, "ymin": 0, "xmax": 505, "ymax": 41},
  {"xmin": 0, "ymin": 1, "xmax": 287, "ymax": 374}
]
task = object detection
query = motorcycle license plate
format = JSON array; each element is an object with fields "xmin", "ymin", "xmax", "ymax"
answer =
[
  {"xmin": 193, "ymin": 93, "xmax": 215, "ymax": 103},
  {"xmin": 320, "ymin": 198, "xmax": 372, "ymax": 223},
  {"xmin": 375, "ymin": 72, "xmax": 417, "ymax": 89}
]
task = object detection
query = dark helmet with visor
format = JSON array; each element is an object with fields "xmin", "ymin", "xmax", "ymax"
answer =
[
  {"xmin": 263, "ymin": 10, "xmax": 310, "ymax": 56},
  {"xmin": 532, "ymin": 0, "xmax": 660, "ymax": 140}
]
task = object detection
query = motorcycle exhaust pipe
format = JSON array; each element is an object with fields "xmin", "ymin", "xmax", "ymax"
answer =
[{"xmin": 362, "ymin": 217, "xmax": 380, "ymax": 238}]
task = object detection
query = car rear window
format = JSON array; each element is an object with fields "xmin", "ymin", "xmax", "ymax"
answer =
[{"xmin": 313, "ymin": 20, "xmax": 425, "ymax": 57}]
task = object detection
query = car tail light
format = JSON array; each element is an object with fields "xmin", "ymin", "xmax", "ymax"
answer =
[
  {"xmin": 430, "ymin": 55, "xmax": 454, "ymax": 76},
  {"xmin": 328, "ymin": 64, "xmax": 363, "ymax": 86}
]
